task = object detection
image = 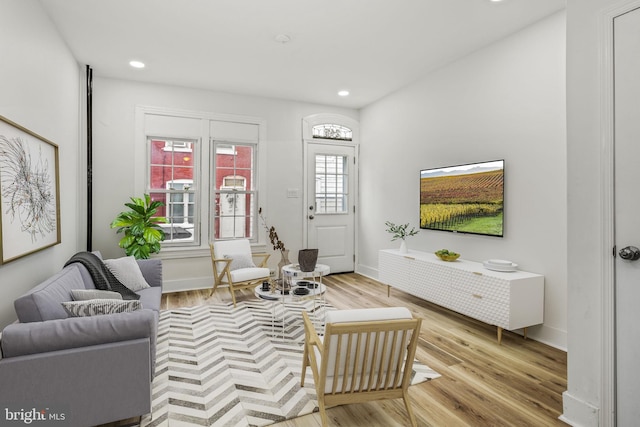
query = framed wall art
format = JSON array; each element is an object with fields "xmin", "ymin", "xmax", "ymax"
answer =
[{"xmin": 0, "ymin": 115, "xmax": 60, "ymax": 264}]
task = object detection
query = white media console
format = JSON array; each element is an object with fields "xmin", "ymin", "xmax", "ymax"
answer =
[{"xmin": 378, "ymin": 249, "xmax": 544, "ymax": 344}]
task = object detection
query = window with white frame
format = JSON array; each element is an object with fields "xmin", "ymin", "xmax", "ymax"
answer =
[
  {"xmin": 139, "ymin": 108, "xmax": 265, "ymax": 251},
  {"xmin": 212, "ymin": 141, "xmax": 257, "ymax": 241},
  {"xmin": 148, "ymin": 137, "xmax": 198, "ymax": 244}
]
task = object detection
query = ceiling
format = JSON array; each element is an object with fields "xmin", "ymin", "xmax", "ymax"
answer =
[{"xmin": 39, "ymin": 0, "xmax": 566, "ymax": 109}]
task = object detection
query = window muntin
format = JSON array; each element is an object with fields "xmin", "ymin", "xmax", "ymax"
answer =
[
  {"xmin": 213, "ymin": 142, "xmax": 257, "ymax": 240},
  {"xmin": 312, "ymin": 124, "xmax": 352, "ymax": 141},
  {"xmin": 315, "ymin": 154, "xmax": 348, "ymax": 214},
  {"xmin": 149, "ymin": 138, "xmax": 197, "ymax": 244}
]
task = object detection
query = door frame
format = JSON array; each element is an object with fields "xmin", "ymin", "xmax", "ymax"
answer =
[
  {"xmin": 600, "ymin": 2, "xmax": 640, "ymax": 425},
  {"xmin": 302, "ymin": 114, "xmax": 359, "ymax": 271}
]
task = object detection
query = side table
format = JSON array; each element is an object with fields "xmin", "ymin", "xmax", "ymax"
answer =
[
  {"xmin": 255, "ymin": 282, "xmax": 327, "ymax": 341},
  {"xmin": 282, "ymin": 263, "xmax": 330, "ymax": 288}
]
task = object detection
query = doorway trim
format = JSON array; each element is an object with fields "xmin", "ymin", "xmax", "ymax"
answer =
[
  {"xmin": 301, "ymin": 113, "xmax": 359, "ymax": 268},
  {"xmin": 600, "ymin": 2, "xmax": 640, "ymax": 425}
]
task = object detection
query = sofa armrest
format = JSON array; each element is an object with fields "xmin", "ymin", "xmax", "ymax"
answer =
[
  {"xmin": 0, "ymin": 309, "xmax": 157, "ymax": 358},
  {"xmin": 0, "ymin": 339, "xmax": 152, "ymax": 426},
  {"xmin": 136, "ymin": 258, "xmax": 163, "ymax": 288}
]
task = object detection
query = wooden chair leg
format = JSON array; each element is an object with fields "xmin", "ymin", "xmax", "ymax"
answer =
[
  {"xmin": 230, "ymin": 287, "xmax": 237, "ymax": 307},
  {"xmin": 318, "ymin": 398, "xmax": 328, "ymax": 427},
  {"xmin": 301, "ymin": 345, "xmax": 308, "ymax": 386},
  {"xmin": 403, "ymin": 390, "xmax": 418, "ymax": 427}
]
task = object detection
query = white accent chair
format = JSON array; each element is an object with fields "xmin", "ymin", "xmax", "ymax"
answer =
[
  {"xmin": 209, "ymin": 239, "xmax": 270, "ymax": 307},
  {"xmin": 301, "ymin": 307, "xmax": 422, "ymax": 427}
]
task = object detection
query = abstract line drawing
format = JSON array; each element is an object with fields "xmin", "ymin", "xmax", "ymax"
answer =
[
  {"xmin": 0, "ymin": 116, "xmax": 60, "ymax": 264},
  {"xmin": 0, "ymin": 135, "xmax": 56, "ymax": 241}
]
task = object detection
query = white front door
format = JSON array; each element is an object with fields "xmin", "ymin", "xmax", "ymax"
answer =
[
  {"xmin": 304, "ymin": 142, "xmax": 356, "ymax": 273},
  {"xmin": 614, "ymin": 7, "xmax": 640, "ymax": 424}
]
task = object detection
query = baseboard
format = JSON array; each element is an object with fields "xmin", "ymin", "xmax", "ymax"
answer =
[
  {"xmin": 525, "ymin": 324, "xmax": 567, "ymax": 351},
  {"xmin": 560, "ymin": 391, "xmax": 599, "ymax": 427},
  {"xmin": 355, "ymin": 263, "xmax": 378, "ymax": 280},
  {"xmin": 162, "ymin": 276, "xmax": 212, "ymax": 293}
]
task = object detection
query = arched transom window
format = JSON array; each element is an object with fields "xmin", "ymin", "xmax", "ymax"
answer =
[{"xmin": 312, "ymin": 124, "xmax": 353, "ymax": 141}]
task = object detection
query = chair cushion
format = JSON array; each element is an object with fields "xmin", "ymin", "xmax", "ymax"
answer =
[
  {"xmin": 325, "ymin": 307, "xmax": 412, "ymax": 324},
  {"xmin": 229, "ymin": 267, "xmax": 270, "ymax": 283},
  {"xmin": 224, "ymin": 253, "xmax": 256, "ymax": 271},
  {"xmin": 214, "ymin": 239, "xmax": 252, "ymax": 258}
]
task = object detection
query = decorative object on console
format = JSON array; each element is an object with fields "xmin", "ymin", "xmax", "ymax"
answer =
[
  {"xmin": 420, "ymin": 159, "xmax": 504, "ymax": 237},
  {"xmin": 483, "ymin": 259, "xmax": 518, "ymax": 272},
  {"xmin": 110, "ymin": 194, "xmax": 167, "ymax": 259},
  {"xmin": 385, "ymin": 221, "xmax": 419, "ymax": 254},
  {"xmin": 0, "ymin": 115, "xmax": 61, "ymax": 264},
  {"xmin": 435, "ymin": 249, "xmax": 460, "ymax": 261},
  {"xmin": 298, "ymin": 248, "xmax": 319, "ymax": 272}
]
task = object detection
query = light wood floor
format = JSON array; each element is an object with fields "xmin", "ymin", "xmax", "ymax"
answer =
[
  {"xmin": 103, "ymin": 272, "xmax": 566, "ymax": 427},
  {"xmin": 162, "ymin": 272, "xmax": 567, "ymax": 427}
]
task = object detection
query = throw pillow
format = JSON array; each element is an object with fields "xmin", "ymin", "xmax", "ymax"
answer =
[
  {"xmin": 224, "ymin": 253, "xmax": 256, "ymax": 271},
  {"xmin": 61, "ymin": 299, "xmax": 142, "ymax": 317},
  {"xmin": 70, "ymin": 289, "xmax": 123, "ymax": 301},
  {"xmin": 103, "ymin": 256, "xmax": 151, "ymax": 291}
]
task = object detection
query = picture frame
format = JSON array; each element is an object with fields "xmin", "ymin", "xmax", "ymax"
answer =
[{"xmin": 0, "ymin": 115, "xmax": 61, "ymax": 264}]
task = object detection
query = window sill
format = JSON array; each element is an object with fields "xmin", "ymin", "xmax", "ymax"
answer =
[{"xmin": 155, "ymin": 243, "xmax": 268, "ymax": 260}]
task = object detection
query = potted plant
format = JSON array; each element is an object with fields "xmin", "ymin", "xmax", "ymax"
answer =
[
  {"xmin": 110, "ymin": 194, "xmax": 167, "ymax": 259},
  {"xmin": 385, "ymin": 221, "xmax": 419, "ymax": 254}
]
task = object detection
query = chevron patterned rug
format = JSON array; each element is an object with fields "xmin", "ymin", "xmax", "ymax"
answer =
[{"xmin": 138, "ymin": 299, "xmax": 440, "ymax": 427}]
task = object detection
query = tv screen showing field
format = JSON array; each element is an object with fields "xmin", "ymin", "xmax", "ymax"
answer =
[{"xmin": 420, "ymin": 160, "xmax": 504, "ymax": 237}]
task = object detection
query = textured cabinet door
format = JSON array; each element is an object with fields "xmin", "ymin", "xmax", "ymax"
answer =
[{"xmin": 379, "ymin": 250, "xmax": 451, "ymax": 306}]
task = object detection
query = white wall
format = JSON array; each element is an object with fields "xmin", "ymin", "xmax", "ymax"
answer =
[
  {"xmin": 358, "ymin": 12, "xmax": 567, "ymax": 349},
  {"xmin": 0, "ymin": 0, "xmax": 82, "ymax": 328},
  {"xmin": 91, "ymin": 78, "xmax": 358, "ymax": 291}
]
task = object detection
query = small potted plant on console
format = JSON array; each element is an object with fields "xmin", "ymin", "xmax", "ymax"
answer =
[{"xmin": 385, "ymin": 221, "xmax": 419, "ymax": 254}]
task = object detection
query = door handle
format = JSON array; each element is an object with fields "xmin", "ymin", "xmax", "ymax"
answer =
[
  {"xmin": 308, "ymin": 215, "xmax": 314, "ymax": 220},
  {"xmin": 619, "ymin": 246, "xmax": 640, "ymax": 260}
]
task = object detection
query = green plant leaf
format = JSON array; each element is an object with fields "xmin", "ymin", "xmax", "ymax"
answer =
[{"xmin": 111, "ymin": 194, "xmax": 166, "ymax": 259}]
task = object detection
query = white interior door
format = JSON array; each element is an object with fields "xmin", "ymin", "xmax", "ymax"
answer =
[
  {"xmin": 304, "ymin": 142, "xmax": 356, "ymax": 273},
  {"xmin": 614, "ymin": 7, "xmax": 640, "ymax": 424}
]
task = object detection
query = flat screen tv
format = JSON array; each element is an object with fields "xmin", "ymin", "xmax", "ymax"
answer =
[{"xmin": 420, "ymin": 159, "xmax": 504, "ymax": 237}]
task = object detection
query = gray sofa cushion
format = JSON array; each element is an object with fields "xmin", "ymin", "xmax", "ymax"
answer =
[
  {"xmin": 14, "ymin": 266, "xmax": 87, "ymax": 323},
  {"xmin": 62, "ymin": 299, "xmax": 142, "ymax": 317},
  {"xmin": 136, "ymin": 286, "xmax": 162, "ymax": 312},
  {"xmin": 0, "ymin": 310, "xmax": 157, "ymax": 358}
]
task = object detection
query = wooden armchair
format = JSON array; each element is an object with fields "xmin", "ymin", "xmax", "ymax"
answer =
[
  {"xmin": 209, "ymin": 239, "xmax": 270, "ymax": 307},
  {"xmin": 301, "ymin": 307, "xmax": 422, "ymax": 427}
]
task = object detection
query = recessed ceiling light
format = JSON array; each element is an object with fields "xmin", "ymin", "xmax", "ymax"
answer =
[
  {"xmin": 338, "ymin": 90, "xmax": 350, "ymax": 97},
  {"xmin": 129, "ymin": 60, "xmax": 145, "ymax": 69}
]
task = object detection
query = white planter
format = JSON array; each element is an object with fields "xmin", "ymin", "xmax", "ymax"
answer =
[{"xmin": 399, "ymin": 240, "xmax": 408, "ymax": 254}]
